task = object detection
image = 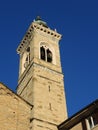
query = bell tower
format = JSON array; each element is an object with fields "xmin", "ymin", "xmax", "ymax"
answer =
[{"xmin": 17, "ymin": 16, "xmax": 67, "ymax": 130}]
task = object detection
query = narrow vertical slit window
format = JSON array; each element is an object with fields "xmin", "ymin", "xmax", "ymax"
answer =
[
  {"xmin": 48, "ymin": 86, "xmax": 51, "ymax": 92},
  {"xmin": 49, "ymin": 103, "xmax": 52, "ymax": 110}
]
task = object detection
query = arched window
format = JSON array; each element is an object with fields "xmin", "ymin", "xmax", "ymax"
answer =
[
  {"xmin": 47, "ymin": 49, "xmax": 52, "ymax": 63},
  {"xmin": 22, "ymin": 47, "xmax": 30, "ymax": 73},
  {"xmin": 40, "ymin": 45, "xmax": 53, "ymax": 63},
  {"xmin": 24, "ymin": 47, "xmax": 30, "ymax": 68},
  {"xmin": 40, "ymin": 46, "xmax": 45, "ymax": 61}
]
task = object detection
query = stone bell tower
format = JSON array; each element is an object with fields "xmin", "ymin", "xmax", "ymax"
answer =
[{"xmin": 16, "ymin": 16, "xmax": 67, "ymax": 130}]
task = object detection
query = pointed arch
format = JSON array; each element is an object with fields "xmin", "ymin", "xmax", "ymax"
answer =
[
  {"xmin": 39, "ymin": 42, "xmax": 55, "ymax": 64},
  {"xmin": 39, "ymin": 42, "xmax": 54, "ymax": 63}
]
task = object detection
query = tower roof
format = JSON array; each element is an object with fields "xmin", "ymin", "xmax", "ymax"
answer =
[{"xmin": 34, "ymin": 16, "xmax": 48, "ymax": 28}]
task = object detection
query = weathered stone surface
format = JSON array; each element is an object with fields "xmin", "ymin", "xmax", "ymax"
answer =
[
  {"xmin": 0, "ymin": 83, "xmax": 32, "ymax": 130},
  {"xmin": 17, "ymin": 20, "xmax": 68, "ymax": 130},
  {"xmin": 31, "ymin": 119, "xmax": 58, "ymax": 130}
]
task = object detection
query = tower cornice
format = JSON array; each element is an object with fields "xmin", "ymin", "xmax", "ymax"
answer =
[
  {"xmin": 33, "ymin": 22, "xmax": 62, "ymax": 39},
  {"xmin": 17, "ymin": 58, "xmax": 63, "ymax": 86},
  {"xmin": 16, "ymin": 22, "xmax": 62, "ymax": 54}
]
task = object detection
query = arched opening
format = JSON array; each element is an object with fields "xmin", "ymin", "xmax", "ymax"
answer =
[
  {"xmin": 21, "ymin": 47, "xmax": 30, "ymax": 74},
  {"xmin": 26, "ymin": 47, "xmax": 30, "ymax": 63},
  {"xmin": 40, "ymin": 46, "xmax": 45, "ymax": 61},
  {"xmin": 40, "ymin": 43, "xmax": 54, "ymax": 64},
  {"xmin": 47, "ymin": 49, "xmax": 52, "ymax": 63},
  {"xmin": 24, "ymin": 47, "xmax": 30, "ymax": 68}
]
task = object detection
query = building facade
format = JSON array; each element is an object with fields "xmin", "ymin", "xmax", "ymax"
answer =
[
  {"xmin": 0, "ymin": 82, "xmax": 32, "ymax": 130},
  {"xmin": 58, "ymin": 100, "xmax": 98, "ymax": 130},
  {"xmin": 0, "ymin": 17, "xmax": 98, "ymax": 130},
  {"xmin": 0, "ymin": 17, "xmax": 67, "ymax": 130}
]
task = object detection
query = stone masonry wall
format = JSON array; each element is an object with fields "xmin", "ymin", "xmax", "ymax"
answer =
[{"xmin": 0, "ymin": 83, "xmax": 32, "ymax": 130}]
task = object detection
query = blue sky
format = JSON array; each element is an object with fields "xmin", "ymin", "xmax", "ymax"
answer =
[{"xmin": 0, "ymin": 0, "xmax": 98, "ymax": 117}]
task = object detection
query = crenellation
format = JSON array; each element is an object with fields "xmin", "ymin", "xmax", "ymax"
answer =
[{"xmin": 17, "ymin": 27, "xmax": 34, "ymax": 54}]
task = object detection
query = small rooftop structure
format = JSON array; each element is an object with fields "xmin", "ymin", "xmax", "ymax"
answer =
[{"xmin": 34, "ymin": 16, "xmax": 48, "ymax": 28}]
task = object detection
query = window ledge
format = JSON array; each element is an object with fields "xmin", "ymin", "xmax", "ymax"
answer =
[{"xmin": 91, "ymin": 125, "xmax": 98, "ymax": 130}]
